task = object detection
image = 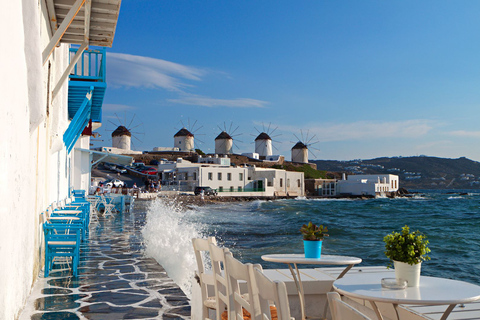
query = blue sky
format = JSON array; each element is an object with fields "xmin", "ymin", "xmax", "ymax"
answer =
[{"xmin": 95, "ymin": 1, "xmax": 480, "ymax": 161}]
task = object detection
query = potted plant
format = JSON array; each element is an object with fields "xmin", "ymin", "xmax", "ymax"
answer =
[
  {"xmin": 383, "ymin": 225, "xmax": 431, "ymax": 287},
  {"xmin": 300, "ymin": 222, "xmax": 329, "ymax": 259}
]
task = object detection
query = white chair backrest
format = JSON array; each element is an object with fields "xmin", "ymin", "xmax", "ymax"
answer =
[
  {"xmin": 209, "ymin": 243, "xmax": 232, "ymax": 320},
  {"xmin": 253, "ymin": 267, "xmax": 291, "ymax": 320},
  {"xmin": 192, "ymin": 237, "xmax": 217, "ymax": 319},
  {"xmin": 225, "ymin": 254, "xmax": 261, "ymax": 320},
  {"xmin": 192, "ymin": 237, "xmax": 217, "ymax": 277},
  {"xmin": 327, "ymin": 292, "xmax": 372, "ymax": 320}
]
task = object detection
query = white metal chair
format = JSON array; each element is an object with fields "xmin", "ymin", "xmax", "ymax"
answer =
[
  {"xmin": 192, "ymin": 237, "xmax": 218, "ymax": 320},
  {"xmin": 224, "ymin": 253, "xmax": 262, "ymax": 320},
  {"xmin": 327, "ymin": 292, "xmax": 372, "ymax": 320},
  {"xmin": 252, "ymin": 267, "xmax": 293, "ymax": 320},
  {"xmin": 99, "ymin": 194, "xmax": 116, "ymax": 218}
]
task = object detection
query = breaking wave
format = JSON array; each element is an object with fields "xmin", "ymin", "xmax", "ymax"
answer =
[{"xmin": 141, "ymin": 198, "xmax": 205, "ymax": 298}]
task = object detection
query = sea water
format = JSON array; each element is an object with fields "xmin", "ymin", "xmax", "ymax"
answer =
[{"xmin": 142, "ymin": 190, "xmax": 480, "ymax": 297}]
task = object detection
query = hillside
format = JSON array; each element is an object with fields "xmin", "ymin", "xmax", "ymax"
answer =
[{"xmin": 312, "ymin": 156, "xmax": 480, "ymax": 190}]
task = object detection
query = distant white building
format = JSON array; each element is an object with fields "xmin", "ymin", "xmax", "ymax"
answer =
[
  {"xmin": 157, "ymin": 158, "xmax": 304, "ymax": 197},
  {"xmin": 242, "ymin": 152, "xmax": 260, "ymax": 160},
  {"xmin": 174, "ymin": 128, "xmax": 194, "ymax": 152},
  {"xmin": 215, "ymin": 131, "xmax": 233, "ymax": 154},
  {"xmin": 255, "ymin": 132, "xmax": 273, "ymax": 157},
  {"xmin": 337, "ymin": 174, "xmax": 399, "ymax": 197},
  {"xmin": 198, "ymin": 155, "xmax": 231, "ymax": 166},
  {"xmin": 291, "ymin": 142, "xmax": 308, "ymax": 163},
  {"xmin": 97, "ymin": 146, "xmax": 142, "ymax": 155},
  {"xmin": 112, "ymin": 126, "xmax": 131, "ymax": 150},
  {"xmin": 153, "ymin": 147, "xmax": 180, "ymax": 152}
]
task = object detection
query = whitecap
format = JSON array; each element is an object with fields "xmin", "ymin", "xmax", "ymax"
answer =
[{"xmin": 141, "ymin": 197, "xmax": 205, "ymax": 298}]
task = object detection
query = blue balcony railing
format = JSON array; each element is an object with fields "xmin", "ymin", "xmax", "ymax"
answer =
[
  {"xmin": 68, "ymin": 47, "xmax": 107, "ymax": 123},
  {"xmin": 69, "ymin": 47, "xmax": 106, "ymax": 82}
]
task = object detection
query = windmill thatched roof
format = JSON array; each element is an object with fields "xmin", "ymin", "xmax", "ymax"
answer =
[
  {"xmin": 215, "ymin": 131, "xmax": 233, "ymax": 140},
  {"xmin": 255, "ymin": 132, "xmax": 271, "ymax": 141},
  {"xmin": 292, "ymin": 141, "xmax": 307, "ymax": 149},
  {"xmin": 111, "ymin": 126, "xmax": 131, "ymax": 137},
  {"xmin": 174, "ymin": 128, "xmax": 194, "ymax": 137}
]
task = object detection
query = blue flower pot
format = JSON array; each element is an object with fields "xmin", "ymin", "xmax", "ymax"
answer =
[{"xmin": 304, "ymin": 240, "xmax": 322, "ymax": 259}]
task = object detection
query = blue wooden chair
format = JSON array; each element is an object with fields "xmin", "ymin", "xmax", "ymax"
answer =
[
  {"xmin": 49, "ymin": 205, "xmax": 87, "ymax": 241},
  {"xmin": 43, "ymin": 223, "xmax": 82, "ymax": 277}
]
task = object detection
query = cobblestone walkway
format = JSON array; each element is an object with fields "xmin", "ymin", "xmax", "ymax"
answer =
[{"xmin": 20, "ymin": 202, "xmax": 191, "ymax": 320}]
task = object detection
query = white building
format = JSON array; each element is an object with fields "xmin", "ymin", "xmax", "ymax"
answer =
[
  {"xmin": 242, "ymin": 152, "xmax": 260, "ymax": 160},
  {"xmin": 255, "ymin": 132, "xmax": 273, "ymax": 157},
  {"xmin": 337, "ymin": 174, "xmax": 399, "ymax": 197},
  {"xmin": 157, "ymin": 159, "xmax": 304, "ymax": 197},
  {"xmin": 198, "ymin": 155, "xmax": 231, "ymax": 166},
  {"xmin": 174, "ymin": 128, "xmax": 194, "ymax": 152},
  {"xmin": 291, "ymin": 141, "xmax": 308, "ymax": 163},
  {"xmin": 0, "ymin": 2, "xmax": 121, "ymax": 318},
  {"xmin": 215, "ymin": 131, "xmax": 233, "ymax": 154},
  {"xmin": 112, "ymin": 125, "xmax": 131, "ymax": 150}
]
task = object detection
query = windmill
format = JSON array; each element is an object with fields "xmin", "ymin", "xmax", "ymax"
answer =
[
  {"xmin": 215, "ymin": 122, "xmax": 242, "ymax": 154},
  {"xmin": 106, "ymin": 112, "xmax": 145, "ymax": 151},
  {"xmin": 173, "ymin": 118, "xmax": 204, "ymax": 152},
  {"xmin": 252, "ymin": 122, "xmax": 282, "ymax": 157},
  {"xmin": 291, "ymin": 129, "xmax": 320, "ymax": 163}
]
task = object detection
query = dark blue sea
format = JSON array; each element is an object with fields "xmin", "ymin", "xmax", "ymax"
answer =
[{"xmin": 142, "ymin": 190, "xmax": 480, "ymax": 296}]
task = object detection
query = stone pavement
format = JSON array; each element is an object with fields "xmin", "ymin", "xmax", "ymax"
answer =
[{"xmin": 20, "ymin": 201, "xmax": 191, "ymax": 320}]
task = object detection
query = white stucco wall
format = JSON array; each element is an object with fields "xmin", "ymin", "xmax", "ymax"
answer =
[
  {"xmin": 73, "ymin": 136, "xmax": 93, "ymax": 192},
  {"xmin": 174, "ymin": 136, "xmax": 194, "ymax": 152},
  {"xmin": 255, "ymin": 139, "xmax": 273, "ymax": 157},
  {"xmin": 215, "ymin": 138, "xmax": 232, "ymax": 154},
  {"xmin": 0, "ymin": 2, "xmax": 71, "ymax": 319},
  {"xmin": 337, "ymin": 180, "xmax": 377, "ymax": 196},
  {"xmin": 292, "ymin": 148, "xmax": 308, "ymax": 163},
  {"xmin": 343, "ymin": 174, "xmax": 399, "ymax": 192},
  {"xmin": 112, "ymin": 135, "xmax": 131, "ymax": 150}
]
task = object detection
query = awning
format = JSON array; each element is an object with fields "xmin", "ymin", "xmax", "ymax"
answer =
[
  {"xmin": 42, "ymin": 0, "xmax": 122, "ymax": 98},
  {"xmin": 76, "ymin": 148, "xmax": 133, "ymax": 166},
  {"xmin": 43, "ymin": 0, "xmax": 122, "ymax": 64}
]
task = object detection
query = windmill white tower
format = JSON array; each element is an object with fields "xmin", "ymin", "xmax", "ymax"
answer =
[
  {"xmin": 255, "ymin": 132, "xmax": 273, "ymax": 157},
  {"xmin": 107, "ymin": 112, "xmax": 145, "ymax": 151},
  {"xmin": 215, "ymin": 131, "xmax": 233, "ymax": 154},
  {"xmin": 174, "ymin": 128, "xmax": 194, "ymax": 152},
  {"xmin": 111, "ymin": 126, "xmax": 131, "ymax": 150},
  {"xmin": 291, "ymin": 130, "xmax": 319, "ymax": 163},
  {"xmin": 291, "ymin": 141, "xmax": 308, "ymax": 163}
]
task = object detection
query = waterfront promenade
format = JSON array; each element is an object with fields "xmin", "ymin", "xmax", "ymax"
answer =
[{"xmin": 20, "ymin": 201, "xmax": 191, "ymax": 320}]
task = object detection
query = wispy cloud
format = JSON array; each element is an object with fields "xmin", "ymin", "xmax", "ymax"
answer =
[
  {"xmin": 106, "ymin": 53, "xmax": 269, "ymax": 108},
  {"xmin": 107, "ymin": 52, "xmax": 204, "ymax": 91},
  {"xmin": 282, "ymin": 119, "xmax": 434, "ymax": 142},
  {"xmin": 102, "ymin": 104, "xmax": 137, "ymax": 112},
  {"xmin": 448, "ymin": 130, "xmax": 480, "ymax": 138},
  {"xmin": 168, "ymin": 95, "xmax": 269, "ymax": 108}
]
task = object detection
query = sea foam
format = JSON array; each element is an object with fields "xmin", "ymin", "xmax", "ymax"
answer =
[{"xmin": 141, "ymin": 197, "xmax": 205, "ymax": 298}]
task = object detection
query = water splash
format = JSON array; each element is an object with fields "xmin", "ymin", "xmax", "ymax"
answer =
[{"xmin": 141, "ymin": 197, "xmax": 205, "ymax": 298}]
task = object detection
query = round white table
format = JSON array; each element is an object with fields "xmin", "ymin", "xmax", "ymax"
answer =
[
  {"xmin": 334, "ymin": 271, "xmax": 480, "ymax": 320},
  {"xmin": 262, "ymin": 254, "xmax": 362, "ymax": 320}
]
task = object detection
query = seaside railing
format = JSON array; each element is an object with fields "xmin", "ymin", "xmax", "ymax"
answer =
[{"xmin": 217, "ymin": 188, "xmax": 266, "ymax": 193}]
